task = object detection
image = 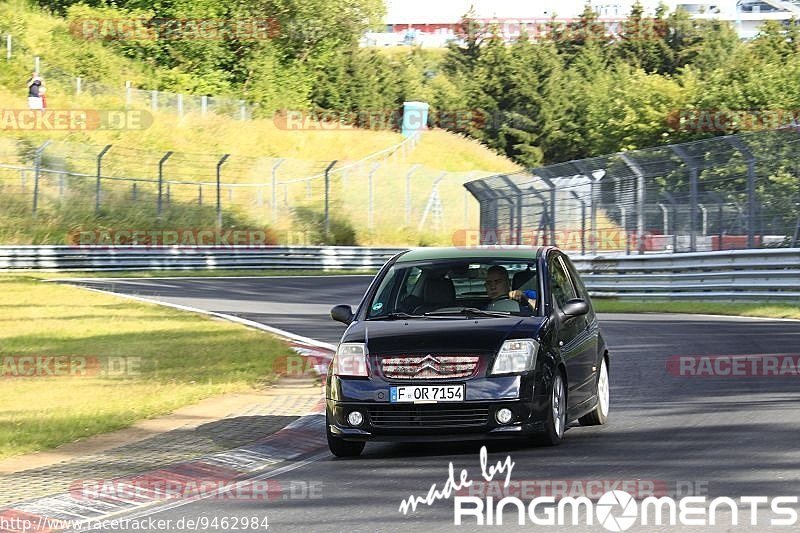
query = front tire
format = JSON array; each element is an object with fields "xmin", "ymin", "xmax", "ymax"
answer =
[
  {"xmin": 579, "ymin": 355, "xmax": 609, "ymax": 426},
  {"xmin": 326, "ymin": 415, "xmax": 365, "ymax": 457},
  {"xmin": 533, "ymin": 370, "xmax": 567, "ymax": 446}
]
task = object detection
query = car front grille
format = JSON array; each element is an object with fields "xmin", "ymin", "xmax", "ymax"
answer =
[
  {"xmin": 368, "ymin": 404, "xmax": 490, "ymax": 429},
  {"xmin": 380, "ymin": 355, "xmax": 480, "ymax": 380}
]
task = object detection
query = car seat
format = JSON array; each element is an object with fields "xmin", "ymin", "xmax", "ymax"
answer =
[{"xmin": 413, "ymin": 277, "xmax": 456, "ymax": 314}]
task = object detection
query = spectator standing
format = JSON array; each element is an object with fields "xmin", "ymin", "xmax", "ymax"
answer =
[{"xmin": 26, "ymin": 72, "xmax": 43, "ymax": 110}]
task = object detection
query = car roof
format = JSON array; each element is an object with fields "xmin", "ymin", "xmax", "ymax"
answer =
[{"xmin": 396, "ymin": 246, "xmax": 549, "ymax": 263}]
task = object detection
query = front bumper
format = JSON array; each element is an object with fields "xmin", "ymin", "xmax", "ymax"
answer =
[{"xmin": 326, "ymin": 374, "xmax": 550, "ymax": 442}]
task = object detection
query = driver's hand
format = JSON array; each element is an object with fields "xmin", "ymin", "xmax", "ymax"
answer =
[{"xmin": 508, "ymin": 290, "xmax": 523, "ymax": 301}]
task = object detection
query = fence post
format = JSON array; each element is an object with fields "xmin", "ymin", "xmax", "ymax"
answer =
[
  {"xmin": 216, "ymin": 154, "xmax": 230, "ymax": 230},
  {"xmin": 661, "ymin": 191, "xmax": 679, "ymax": 252},
  {"xmin": 76, "ymin": 77, "xmax": 82, "ymax": 95},
  {"xmin": 95, "ymin": 144, "xmax": 112, "ymax": 214},
  {"xmin": 177, "ymin": 94, "xmax": 184, "ymax": 118},
  {"xmin": 5, "ymin": 34, "xmax": 10, "ymax": 60},
  {"xmin": 151, "ymin": 90, "xmax": 158, "ymax": 111},
  {"xmin": 239, "ymin": 100, "xmax": 246, "ymax": 120},
  {"xmin": 132, "ymin": 182, "xmax": 137, "ymax": 201},
  {"xmin": 574, "ymin": 162, "xmax": 605, "ymax": 255},
  {"xmin": 590, "ymin": 171, "xmax": 605, "ymax": 254},
  {"xmin": 201, "ymin": 96, "xmax": 208, "ymax": 115},
  {"xmin": 368, "ymin": 162, "xmax": 380, "ymax": 232},
  {"xmin": 670, "ymin": 145, "xmax": 700, "ymax": 252},
  {"xmin": 166, "ymin": 183, "xmax": 171, "ymax": 206},
  {"xmin": 324, "ymin": 160, "xmax": 338, "ymax": 239},
  {"xmin": 125, "ymin": 81, "xmax": 132, "ymax": 107},
  {"xmin": 571, "ymin": 191, "xmax": 587, "ymax": 255},
  {"xmin": 615, "ymin": 203, "xmax": 629, "ymax": 255},
  {"xmin": 32, "ymin": 141, "xmax": 51, "ymax": 217},
  {"xmin": 198, "ymin": 185, "xmax": 203, "ymax": 205},
  {"xmin": 708, "ymin": 191, "xmax": 725, "ymax": 251},
  {"xmin": 619, "ymin": 153, "xmax": 646, "ymax": 254},
  {"xmin": 157, "ymin": 151, "xmax": 173, "ymax": 220},
  {"xmin": 405, "ymin": 164, "xmax": 420, "ymax": 225},
  {"xmin": 727, "ymin": 137, "xmax": 757, "ymax": 248},
  {"xmin": 271, "ymin": 158, "xmax": 285, "ymax": 224}
]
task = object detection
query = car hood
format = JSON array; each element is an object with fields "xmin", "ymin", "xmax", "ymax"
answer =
[{"xmin": 341, "ymin": 316, "xmax": 546, "ymax": 355}]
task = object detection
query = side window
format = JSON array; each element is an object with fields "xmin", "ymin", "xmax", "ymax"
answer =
[
  {"xmin": 562, "ymin": 256, "xmax": 594, "ymax": 317},
  {"xmin": 549, "ymin": 256, "xmax": 578, "ymax": 309},
  {"xmin": 562, "ymin": 257, "xmax": 589, "ymax": 301}
]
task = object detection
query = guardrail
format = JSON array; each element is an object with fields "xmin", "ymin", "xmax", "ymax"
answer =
[
  {"xmin": 572, "ymin": 248, "xmax": 800, "ymax": 301},
  {"xmin": 0, "ymin": 246, "xmax": 797, "ymax": 301},
  {"xmin": 0, "ymin": 246, "xmax": 403, "ymax": 272}
]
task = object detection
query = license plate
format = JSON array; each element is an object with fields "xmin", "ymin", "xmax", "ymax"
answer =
[{"xmin": 390, "ymin": 384, "xmax": 465, "ymax": 403}]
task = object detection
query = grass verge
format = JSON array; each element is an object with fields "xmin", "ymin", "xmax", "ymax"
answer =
[
  {"xmin": 0, "ymin": 274, "xmax": 294, "ymax": 460},
  {"xmin": 593, "ymin": 299, "xmax": 800, "ymax": 320},
  {"xmin": 32, "ymin": 269, "xmax": 379, "ymax": 279}
]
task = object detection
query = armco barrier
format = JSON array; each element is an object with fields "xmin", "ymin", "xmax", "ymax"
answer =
[
  {"xmin": 0, "ymin": 246, "xmax": 405, "ymax": 271},
  {"xmin": 0, "ymin": 246, "xmax": 797, "ymax": 301},
  {"xmin": 572, "ymin": 248, "xmax": 800, "ymax": 301}
]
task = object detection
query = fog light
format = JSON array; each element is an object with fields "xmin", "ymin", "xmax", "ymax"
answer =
[
  {"xmin": 496, "ymin": 408, "xmax": 513, "ymax": 425},
  {"xmin": 347, "ymin": 411, "xmax": 364, "ymax": 426}
]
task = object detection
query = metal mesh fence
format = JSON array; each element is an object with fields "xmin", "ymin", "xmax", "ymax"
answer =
[
  {"xmin": 465, "ymin": 128, "xmax": 800, "ymax": 253},
  {"xmin": 0, "ymin": 134, "xmax": 493, "ymax": 245}
]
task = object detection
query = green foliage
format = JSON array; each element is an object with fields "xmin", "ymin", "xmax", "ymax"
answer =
[{"xmin": 291, "ymin": 206, "xmax": 358, "ymax": 246}]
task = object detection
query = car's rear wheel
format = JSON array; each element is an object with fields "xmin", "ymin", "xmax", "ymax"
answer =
[
  {"xmin": 579, "ymin": 356, "xmax": 609, "ymax": 426},
  {"xmin": 326, "ymin": 414, "xmax": 365, "ymax": 457},
  {"xmin": 534, "ymin": 370, "xmax": 566, "ymax": 446}
]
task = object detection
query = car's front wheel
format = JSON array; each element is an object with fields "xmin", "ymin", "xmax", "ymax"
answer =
[
  {"xmin": 534, "ymin": 370, "xmax": 566, "ymax": 446},
  {"xmin": 579, "ymin": 355, "xmax": 609, "ymax": 426},
  {"xmin": 326, "ymin": 414, "xmax": 365, "ymax": 457}
]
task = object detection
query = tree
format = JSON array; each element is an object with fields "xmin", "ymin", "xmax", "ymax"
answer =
[
  {"xmin": 552, "ymin": 2, "xmax": 609, "ymax": 62},
  {"xmin": 613, "ymin": 1, "xmax": 674, "ymax": 74}
]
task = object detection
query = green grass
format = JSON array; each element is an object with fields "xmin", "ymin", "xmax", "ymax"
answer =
[
  {"xmin": 35, "ymin": 269, "xmax": 379, "ymax": 279},
  {"xmin": 593, "ymin": 299, "xmax": 800, "ymax": 320},
  {"xmin": 0, "ymin": 274, "xmax": 294, "ymax": 459}
]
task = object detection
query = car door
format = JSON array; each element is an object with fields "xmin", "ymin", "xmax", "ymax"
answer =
[
  {"xmin": 548, "ymin": 253, "xmax": 594, "ymax": 408},
  {"xmin": 562, "ymin": 254, "xmax": 600, "ymax": 406}
]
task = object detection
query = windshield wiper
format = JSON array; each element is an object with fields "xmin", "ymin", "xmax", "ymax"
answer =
[
  {"xmin": 424, "ymin": 308, "xmax": 511, "ymax": 318},
  {"xmin": 368, "ymin": 312, "xmax": 425, "ymax": 321}
]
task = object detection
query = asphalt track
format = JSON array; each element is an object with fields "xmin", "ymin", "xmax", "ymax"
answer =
[{"xmin": 61, "ymin": 276, "xmax": 800, "ymax": 532}]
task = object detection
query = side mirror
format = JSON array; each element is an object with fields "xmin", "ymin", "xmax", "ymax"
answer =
[
  {"xmin": 331, "ymin": 304, "xmax": 354, "ymax": 325},
  {"xmin": 562, "ymin": 299, "xmax": 589, "ymax": 318}
]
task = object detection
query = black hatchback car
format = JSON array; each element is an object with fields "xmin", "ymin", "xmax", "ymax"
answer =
[{"xmin": 326, "ymin": 247, "xmax": 610, "ymax": 457}]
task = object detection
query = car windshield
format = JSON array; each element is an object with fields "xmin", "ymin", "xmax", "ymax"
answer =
[{"xmin": 365, "ymin": 259, "xmax": 540, "ymax": 319}]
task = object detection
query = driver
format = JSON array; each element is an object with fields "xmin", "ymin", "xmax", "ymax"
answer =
[{"xmin": 484, "ymin": 265, "xmax": 537, "ymax": 312}]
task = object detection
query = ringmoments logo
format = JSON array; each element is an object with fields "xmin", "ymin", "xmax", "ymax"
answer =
[
  {"xmin": 396, "ymin": 446, "xmax": 798, "ymax": 529},
  {"xmin": 452, "ymin": 491, "xmax": 798, "ymax": 528}
]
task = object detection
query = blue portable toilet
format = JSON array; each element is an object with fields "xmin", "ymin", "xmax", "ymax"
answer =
[{"xmin": 402, "ymin": 101, "xmax": 429, "ymax": 138}]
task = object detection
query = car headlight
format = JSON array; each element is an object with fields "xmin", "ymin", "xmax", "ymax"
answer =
[
  {"xmin": 491, "ymin": 339, "xmax": 539, "ymax": 375},
  {"xmin": 334, "ymin": 343, "xmax": 368, "ymax": 377}
]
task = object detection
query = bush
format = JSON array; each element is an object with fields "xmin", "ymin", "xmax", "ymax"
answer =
[{"xmin": 291, "ymin": 206, "xmax": 357, "ymax": 245}]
